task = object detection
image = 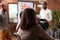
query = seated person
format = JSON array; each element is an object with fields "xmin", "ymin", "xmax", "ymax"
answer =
[{"xmin": 17, "ymin": 8, "xmax": 54, "ymax": 40}]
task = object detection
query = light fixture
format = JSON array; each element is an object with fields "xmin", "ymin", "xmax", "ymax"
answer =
[{"xmin": 37, "ymin": 4, "xmax": 42, "ymax": 8}]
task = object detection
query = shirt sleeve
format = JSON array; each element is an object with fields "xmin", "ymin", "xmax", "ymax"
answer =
[{"xmin": 47, "ymin": 10, "xmax": 52, "ymax": 21}]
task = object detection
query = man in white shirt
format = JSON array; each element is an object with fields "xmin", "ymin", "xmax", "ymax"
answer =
[{"xmin": 37, "ymin": 1, "xmax": 52, "ymax": 31}]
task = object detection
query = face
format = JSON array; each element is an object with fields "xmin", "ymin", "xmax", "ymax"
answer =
[{"xmin": 43, "ymin": 2, "xmax": 47, "ymax": 10}]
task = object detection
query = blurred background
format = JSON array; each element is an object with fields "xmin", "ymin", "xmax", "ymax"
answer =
[{"xmin": 0, "ymin": 0, "xmax": 60, "ymax": 40}]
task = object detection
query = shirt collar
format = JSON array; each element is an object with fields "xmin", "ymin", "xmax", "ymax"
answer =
[{"xmin": 42, "ymin": 8, "xmax": 48, "ymax": 10}]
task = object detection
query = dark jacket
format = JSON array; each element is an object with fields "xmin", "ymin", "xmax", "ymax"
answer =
[
  {"xmin": 20, "ymin": 25, "xmax": 54, "ymax": 40},
  {"xmin": 0, "ymin": 10, "xmax": 8, "ymax": 29}
]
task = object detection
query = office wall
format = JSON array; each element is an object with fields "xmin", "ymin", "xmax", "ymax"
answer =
[
  {"xmin": 48, "ymin": 0, "xmax": 60, "ymax": 21},
  {"xmin": 0, "ymin": 0, "xmax": 2, "ymax": 3},
  {"xmin": 48, "ymin": 0, "xmax": 60, "ymax": 15}
]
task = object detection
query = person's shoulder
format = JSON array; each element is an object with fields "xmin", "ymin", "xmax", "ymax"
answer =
[
  {"xmin": 40, "ymin": 9, "xmax": 44, "ymax": 13},
  {"xmin": 29, "ymin": 25, "xmax": 41, "ymax": 36},
  {"xmin": 47, "ymin": 8, "xmax": 52, "ymax": 12},
  {"xmin": 29, "ymin": 25, "xmax": 41, "ymax": 31}
]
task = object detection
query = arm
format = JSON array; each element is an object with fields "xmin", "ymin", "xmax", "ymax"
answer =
[
  {"xmin": 15, "ymin": 23, "xmax": 20, "ymax": 32},
  {"xmin": 5, "ymin": 12, "xmax": 9, "ymax": 28},
  {"xmin": 47, "ymin": 11, "xmax": 52, "ymax": 21},
  {"xmin": 37, "ymin": 10, "xmax": 41, "ymax": 19},
  {"xmin": 47, "ymin": 10, "xmax": 52, "ymax": 28}
]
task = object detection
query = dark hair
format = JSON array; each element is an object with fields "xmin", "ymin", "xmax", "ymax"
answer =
[
  {"xmin": 20, "ymin": 8, "xmax": 38, "ymax": 30},
  {"xmin": 2, "ymin": 4, "xmax": 6, "ymax": 12},
  {"xmin": 20, "ymin": 12, "xmax": 22, "ymax": 18}
]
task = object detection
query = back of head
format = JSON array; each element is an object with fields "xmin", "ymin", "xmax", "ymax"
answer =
[
  {"xmin": 20, "ymin": 8, "xmax": 38, "ymax": 30},
  {"xmin": 0, "ymin": 4, "xmax": 6, "ymax": 14}
]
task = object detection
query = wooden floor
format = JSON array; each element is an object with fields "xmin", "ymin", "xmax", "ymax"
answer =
[{"xmin": 12, "ymin": 36, "xmax": 19, "ymax": 40}]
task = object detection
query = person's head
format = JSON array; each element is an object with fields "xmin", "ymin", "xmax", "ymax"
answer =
[
  {"xmin": 0, "ymin": 4, "xmax": 5, "ymax": 11},
  {"xmin": 20, "ymin": 8, "xmax": 38, "ymax": 30},
  {"xmin": 0, "ymin": 4, "xmax": 6, "ymax": 14},
  {"xmin": 43, "ymin": 1, "xmax": 48, "ymax": 10},
  {"xmin": 1, "ymin": 4, "xmax": 4, "ymax": 10}
]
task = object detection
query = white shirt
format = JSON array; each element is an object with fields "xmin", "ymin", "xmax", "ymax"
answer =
[
  {"xmin": 37, "ymin": 8, "xmax": 52, "ymax": 21},
  {"xmin": 14, "ymin": 18, "xmax": 18, "ymax": 23},
  {"xmin": 17, "ymin": 28, "xmax": 30, "ymax": 39}
]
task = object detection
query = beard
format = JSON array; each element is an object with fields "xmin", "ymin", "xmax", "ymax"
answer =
[{"xmin": 44, "ymin": 7, "xmax": 47, "ymax": 10}]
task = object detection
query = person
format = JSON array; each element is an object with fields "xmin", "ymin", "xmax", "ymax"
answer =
[
  {"xmin": 19, "ymin": 8, "xmax": 54, "ymax": 40},
  {"xmin": 13, "ymin": 14, "xmax": 18, "ymax": 32},
  {"xmin": 37, "ymin": 1, "xmax": 52, "ymax": 31},
  {"xmin": 16, "ymin": 12, "xmax": 22, "ymax": 32},
  {"xmin": 0, "ymin": 4, "xmax": 11, "ymax": 40},
  {"xmin": 13, "ymin": 12, "xmax": 23, "ymax": 40}
]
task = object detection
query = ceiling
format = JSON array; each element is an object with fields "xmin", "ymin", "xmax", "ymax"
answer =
[{"xmin": 28, "ymin": 0, "xmax": 46, "ymax": 1}]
